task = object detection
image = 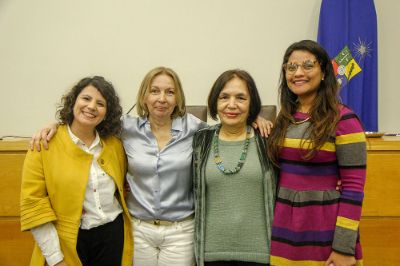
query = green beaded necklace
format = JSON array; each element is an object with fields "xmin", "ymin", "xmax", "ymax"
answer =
[{"xmin": 213, "ymin": 125, "xmax": 251, "ymax": 175}]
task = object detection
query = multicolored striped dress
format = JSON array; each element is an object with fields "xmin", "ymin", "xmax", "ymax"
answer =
[{"xmin": 270, "ymin": 106, "xmax": 366, "ymax": 266}]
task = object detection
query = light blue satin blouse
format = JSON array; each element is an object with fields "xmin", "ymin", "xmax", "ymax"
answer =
[{"xmin": 121, "ymin": 113, "xmax": 207, "ymax": 221}]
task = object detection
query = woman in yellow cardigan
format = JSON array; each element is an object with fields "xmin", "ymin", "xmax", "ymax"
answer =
[{"xmin": 20, "ymin": 76, "xmax": 132, "ymax": 266}]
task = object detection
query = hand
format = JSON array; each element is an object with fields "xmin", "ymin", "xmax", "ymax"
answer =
[
  {"xmin": 336, "ymin": 180, "xmax": 342, "ymax": 192},
  {"xmin": 252, "ymin": 116, "xmax": 273, "ymax": 138},
  {"xmin": 55, "ymin": 260, "xmax": 68, "ymax": 266},
  {"xmin": 124, "ymin": 180, "xmax": 131, "ymax": 197},
  {"xmin": 29, "ymin": 123, "xmax": 58, "ymax": 151},
  {"xmin": 325, "ymin": 251, "xmax": 356, "ymax": 266}
]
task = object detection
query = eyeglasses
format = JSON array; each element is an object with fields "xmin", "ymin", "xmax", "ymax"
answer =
[{"xmin": 283, "ymin": 60, "xmax": 319, "ymax": 74}]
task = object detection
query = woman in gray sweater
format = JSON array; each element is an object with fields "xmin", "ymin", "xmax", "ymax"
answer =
[{"xmin": 192, "ymin": 69, "xmax": 277, "ymax": 266}]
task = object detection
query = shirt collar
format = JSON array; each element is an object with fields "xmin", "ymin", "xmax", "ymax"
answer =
[
  {"xmin": 138, "ymin": 115, "xmax": 183, "ymax": 133},
  {"xmin": 67, "ymin": 125, "xmax": 101, "ymax": 149}
]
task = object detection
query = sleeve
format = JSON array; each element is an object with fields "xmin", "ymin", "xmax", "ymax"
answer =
[
  {"xmin": 192, "ymin": 131, "xmax": 200, "ymax": 194},
  {"xmin": 187, "ymin": 113, "xmax": 208, "ymax": 131},
  {"xmin": 113, "ymin": 137, "xmax": 128, "ymax": 198},
  {"xmin": 192, "ymin": 130, "xmax": 205, "ymax": 199},
  {"xmin": 332, "ymin": 110, "xmax": 367, "ymax": 255},
  {"xmin": 199, "ymin": 120, "xmax": 208, "ymax": 130},
  {"xmin": 31, "ymin": 222, "xmax": 64, "ymax": 266},
  {"xmin": 114, "ymin": 137, "xmax": 127, "ymax": 181},
  {"xmin": 20, "ymin": 149, "xmax": 57, "ymax": 231}
]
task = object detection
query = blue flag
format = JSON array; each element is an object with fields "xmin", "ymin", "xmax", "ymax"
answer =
[{"xmin": 318, "ymin": 0, "xmax": 378, "ymax": 131}]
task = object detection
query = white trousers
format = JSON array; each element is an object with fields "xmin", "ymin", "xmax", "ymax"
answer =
[{"xmin": 132, "ymin": 217, "xmax": 195, "ymax": 266}]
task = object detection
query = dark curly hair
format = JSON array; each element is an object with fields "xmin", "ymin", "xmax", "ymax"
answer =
[
  {"xmin": 56, "ymin": 76, "xmax": 123, "ymax": 137},
  {"xmin": 268, "ymin": 40, "xmax": 341, "ymax": 166},
  {"xmin": 208, "ymin": 69, "xmax": 261, "ymax": 125}
]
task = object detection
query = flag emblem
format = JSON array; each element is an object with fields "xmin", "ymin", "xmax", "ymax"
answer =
[{"xmin": 332, "ymin": 46, "xmax": 362, "ymax": 88}]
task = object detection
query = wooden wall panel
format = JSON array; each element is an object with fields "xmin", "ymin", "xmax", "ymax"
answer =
[
  {"xmin": 0, "ymin": 153, "xmax": 26, "ymax": 216},
  {"xmin": 363, "ymin": 152, "xmax": 400, "ymax": 216},
  {"xmin": 360, "ymin": 218, "xmax": 400, "ymax": 265},
  {"xmin": 0, "ymin": 219, "xmax": 34, "ymax": 266}
]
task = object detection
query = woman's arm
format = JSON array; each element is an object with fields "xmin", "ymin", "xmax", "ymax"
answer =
[
  {"xmin": 20, "ymin": 150, "xmax": 57, "ymax": 231},
  {"xmin": 29, "ymin": 122, "xmax": 59, "ymax": 151},
  {"xmin": 328, "ymin": 110, "xmax": 366, "ymax": 265},
  {"xmin": 252, "ymin": 116, "xmax": 273, "ymax": 137},
  {"xmin": 31, "ymin": 223, "xmax": 65, "ymax": 266}
]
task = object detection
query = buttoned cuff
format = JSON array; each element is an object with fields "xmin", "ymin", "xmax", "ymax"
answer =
[{"xmin": 46, "ymin": 252, "xmax": 64, "ymax": 266}]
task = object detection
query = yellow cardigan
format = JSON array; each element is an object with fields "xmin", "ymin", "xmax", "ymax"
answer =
[{"xmin": 20, "ymin": 125, "xmax": 133, "ymax": 266}]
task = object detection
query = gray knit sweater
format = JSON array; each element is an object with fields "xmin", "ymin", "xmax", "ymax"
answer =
[
  {"xmin": 204, "ymin": 138, "xmax": 268, "ymax": 263},
  {"xmin": 192, "ymin": 125, "xmax": 277, "ymax": 266}
]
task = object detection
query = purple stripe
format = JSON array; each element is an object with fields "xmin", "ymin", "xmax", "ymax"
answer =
[
  {"xmin": 341, "ymin": 190, "xmax": 364, "ymax": 202},
  {"xmin": 272, "ymin": 227, "xmax": 334, "ymax": 243},
  {"xmin": 281, "ymin": 163, "xmax": 338, "ymax": 176}
]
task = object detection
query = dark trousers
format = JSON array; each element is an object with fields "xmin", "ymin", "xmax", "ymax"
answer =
[
  {"xmin": 76, "ymin": 214, "xmax": 124, "ymax": 266},
  {"xmin": 205, "ymin": 261, "xmax": 269, "ymax": 266}
]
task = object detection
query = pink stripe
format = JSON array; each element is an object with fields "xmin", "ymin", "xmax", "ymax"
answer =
[
  {"xmin": 337, "ymin": 106, "xmax": 364, "ymax": 135},
  {"xmin": 280, "ymin": 172, "xmax": 339, "ymax": 190},
  {"xmin": 336, "ymin": 118, "xmax": 364, "ymax": 135},
  {"xmin": 340, "ymin": 169, "xmax": 366, "ymax": 191},
  {"xmin": 280, "ymin": 147, "xmax": 303, "ymax": 160},
  {"xmin": 355, "ymin": 242, "xmax": 363, "ymax": 259},
  {"xmin": 273, "ymin": 203, "xmax": 338, "ymax": 231},
  {"xmin": 337, "ymin": 202, "xmax": 362, "ymax": 221},
  {"xmin": 339, "ymin": 105, "xmax": 354, "ymax": 116},
  {"xmin": 281, "ymin": 147, "xmax": 336, "ymax": 162},
  {"xmin": 293, "ymin": 112, "xmax": 309, "ymax": 120},
  {"xmin": 339, "ymin": 106, "xmax": 351, "ymax": 114},
  {"xmin": 271, "ymin": 240, "xmax": 331, "ymax": 261},
  {"xmin": 340, "ymin": 168, "xmax": 366, "ymax": 177}
]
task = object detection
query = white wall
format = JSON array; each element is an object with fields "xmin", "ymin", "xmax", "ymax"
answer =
[
  {"xmin": 375, "ymin": 0, "xmax": 400, "ymax": 133},
  {"xmin": 0, "ymin": 0, "xmax": 398, "ymax": 137}
]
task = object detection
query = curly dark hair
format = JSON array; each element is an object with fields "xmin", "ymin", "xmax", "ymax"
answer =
[
  {"xmin": 268, "ymin": 40, "xmax": 341, "ymax": 166},
  {"xmin": 208, "ymin": 69, "xmax": 261, "ymax": 125},
  {"xmin": 56, "ymin": 76, "xmax": 123, "ymax": 137}
]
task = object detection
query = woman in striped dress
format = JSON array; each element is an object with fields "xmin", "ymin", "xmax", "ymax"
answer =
[{"xmin": 268, "ymin": 40, "xmax": 366, "ymax": 266}]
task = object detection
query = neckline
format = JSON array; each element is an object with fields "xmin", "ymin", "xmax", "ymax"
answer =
[{"xmin": 213, "ymin": 125, "xmax": 251, "ymax": 175}]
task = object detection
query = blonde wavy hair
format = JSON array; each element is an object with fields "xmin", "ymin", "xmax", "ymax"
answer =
[{"xmin": 136, "ymin": 66, "xmax": 186, "ymax": 118}]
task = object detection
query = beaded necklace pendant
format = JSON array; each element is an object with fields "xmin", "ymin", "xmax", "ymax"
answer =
[{"xmin": 213, "ymin": 125, "xmax": 251, "ymax": 175}]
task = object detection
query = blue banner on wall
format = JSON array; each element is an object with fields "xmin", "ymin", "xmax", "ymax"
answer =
[{"xmin": 318, "ymin": 0, "xmax": 378, "ymax": 131}]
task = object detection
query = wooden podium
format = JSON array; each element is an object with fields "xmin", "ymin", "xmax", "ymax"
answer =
[
  {"xmin": 1, "ymin": 137, "xmax": 400, "ymax": 265},
  {"xmin": 360, "ymin": 136, "xmax": 400, "ymax": 265},
  {"xmin": 0, "ymin": 140, "xmax": 33, "ymax": 266}
]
